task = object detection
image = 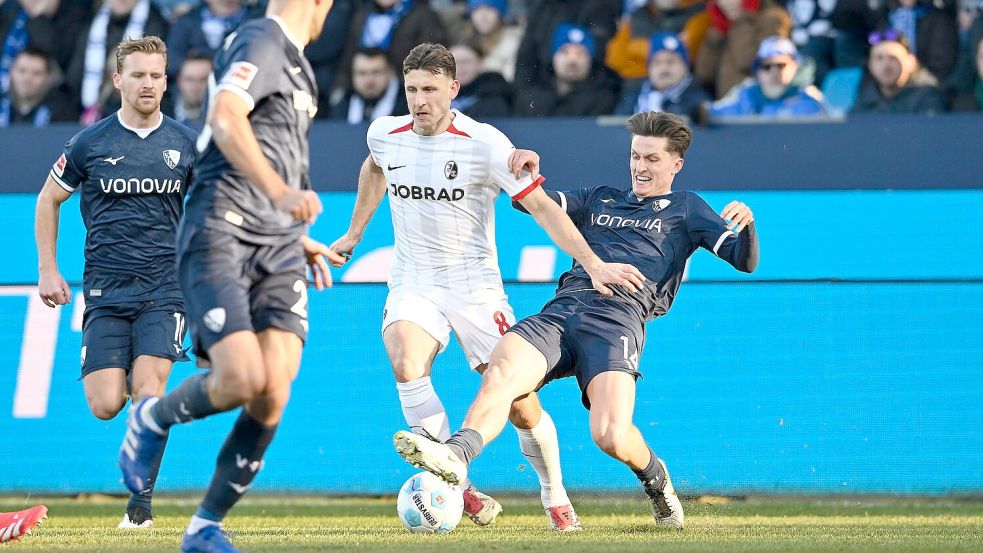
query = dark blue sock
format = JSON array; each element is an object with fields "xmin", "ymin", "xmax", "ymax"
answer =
[
  {"xmin": 151, "ymin": 373, "xmax": 220, "ymax": 430},
  {"xmin": 445, "ymin": 428, "xmax": 484, "ymax": 465},
  {"xmin": 199, "ymin": 409, "xmax": 278, "ymax": 520},
  {"xmin": 633, "ymin": 448, "xmax": 667, "ymax": 494}
]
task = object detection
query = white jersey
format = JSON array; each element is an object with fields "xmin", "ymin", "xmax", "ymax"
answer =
[{"xmin": 367, "ymin": 110, "xmax": 542, "ymax": 293}]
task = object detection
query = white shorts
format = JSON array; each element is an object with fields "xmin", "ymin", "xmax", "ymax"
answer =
[{"xmin": 381, "ymin": 286, "xmax": 516, "ymax": 369}]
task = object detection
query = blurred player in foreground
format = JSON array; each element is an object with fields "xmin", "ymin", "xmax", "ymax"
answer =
[
  {"xmin": 394, "ymin": 111, "xmax": 760, "ymax": 530},
  {"xmin": 118, "ymin": 0, "xmax": 344, "ymax": 551}
]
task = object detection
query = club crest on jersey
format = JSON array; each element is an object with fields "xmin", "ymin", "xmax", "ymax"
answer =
[
  {"xmin": 444, "ymin": 161, "xmax": 458, "ymax": 180},
  {"xmin": 163, "ymin": 149, "xmax": 181, "ymax": 169},
  {"xmin": 653, "ymin": 199, "xmax": 672, "ymax": 212}
]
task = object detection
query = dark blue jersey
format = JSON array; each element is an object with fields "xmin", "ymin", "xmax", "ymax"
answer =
[
  {"xmin": 50, "ymin": 112, "xmax": 197, "ymax": 306},
  {"xmin": 188, "ymin": 16, "xmax": 318, "ymax": 245},
  {"xmin": 533, "ymin": 186, "xmax": 754, "ymax": 321}
]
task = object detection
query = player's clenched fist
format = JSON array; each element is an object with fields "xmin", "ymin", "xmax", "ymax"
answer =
[
  {"xmin": 38, "ymin": 271, "xmax": 71, "ymax": 308},
  {"xmin": 720, "ymin": 201, "xmax": 754, "ymax": 232},
  {"xmin": 276, "ymin": 189, "xmax": 322, "ymax": 224},
  {"xmin": 328, "ymin": 233, "xmax": 360, "ymax": 265},
  {"xmin": 585, "ymin": 262, "xmax": 647, "ymax": 296}
]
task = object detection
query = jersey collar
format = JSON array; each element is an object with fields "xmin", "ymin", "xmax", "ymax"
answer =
[
  {"xmin": 267, "ymin": 15, "xmax": 305, "ymax": 55},
  {"xmin": 627, "ymin": 189, "xmax": 674, "ymax": 203},
  {"xmin": 116, "ymin": 110, "xmax": 163, "ymax": 139}
]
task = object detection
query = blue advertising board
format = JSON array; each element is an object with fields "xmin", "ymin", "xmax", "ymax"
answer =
[{"xmin": 1, "ymin": 190, "xmax": 981, "ymax": 495}]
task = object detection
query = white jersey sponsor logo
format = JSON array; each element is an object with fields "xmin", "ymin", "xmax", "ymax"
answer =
[
  {"xmin": 98, "ymin": 178, "xmax": 182, "ymax": 194},
  {"xmin": 366, "ymin": 111, "xmax": 539, "ymax": 291}
]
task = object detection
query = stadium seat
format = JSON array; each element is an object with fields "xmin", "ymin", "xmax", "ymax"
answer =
[{"xmin": 821, "ymin": 67, "xmax": 863, "ymax": 115}]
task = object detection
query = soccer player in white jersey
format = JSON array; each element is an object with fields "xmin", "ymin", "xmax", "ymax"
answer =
[{"xmin": 330, "ymin": 43, "xmax": 645, "ymax": 531}]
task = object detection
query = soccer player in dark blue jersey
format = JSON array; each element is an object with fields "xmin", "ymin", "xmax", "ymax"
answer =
[
  {"xmin": 34, "ymin": 36, "xmax": 196, "ymax": 530},
  {"xmin": 394, "ymin": 111, "xmax": 760, "ymax": 530},
  {"xmin": 117, "ymin": 1, "xmax": 342, "ymax": 551}
]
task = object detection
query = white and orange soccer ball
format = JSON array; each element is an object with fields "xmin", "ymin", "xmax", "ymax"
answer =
[{"xmin": 396, "ymin": 471, "xmax": 464, "ymax": 534}]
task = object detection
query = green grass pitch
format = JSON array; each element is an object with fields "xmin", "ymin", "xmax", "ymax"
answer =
[{"xmin": 3, "ymin": 495, "xmax": 982, "ymax": 552}]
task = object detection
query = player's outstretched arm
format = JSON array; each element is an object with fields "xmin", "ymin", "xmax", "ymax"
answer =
[
  {"xmin": 329, "ymin": 155, "xmax": 387, "ymax": 263},
  {"xmin": 209, "ymin": 90, "xmax": 322, "ymax": 223},
  {"xmin": 34, "ymin": 176, "xmax": 73, "ymax": 307},
  {"xmin": 518, "ymin": 186, "xmax": 646, "ymax": 296},
  {"xmin": 720, "ymin": 200, "xmax": 759, "ymax": 273}
]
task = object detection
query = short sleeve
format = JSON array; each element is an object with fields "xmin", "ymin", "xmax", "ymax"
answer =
[
  {"xmin": 686, "ymin": 192, "xmax": 735, "ymax": 256},
  {"xmin": 365, "ymin": 118, "xmax": 388, "ymax": 168},
  {"xmin": 486, "ymin": 131, "xmax": 543, "ymax": 199},
  {"xmin": 49, "ymin": 131, "xmax": 87, "ymax": 193},
  {"xmin": 214, "ymin": 32, "xmax": 283, "ymax": 112}
]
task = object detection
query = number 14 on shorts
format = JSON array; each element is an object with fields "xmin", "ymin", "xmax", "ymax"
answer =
[{"xmin": 620, "ymin": 335, "xmax": 639, "ymax": 369}]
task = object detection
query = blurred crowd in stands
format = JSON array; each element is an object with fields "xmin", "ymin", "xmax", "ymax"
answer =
[{"xmin": 1, "ymin": 0, "xmax": 982, "ymax": 129}]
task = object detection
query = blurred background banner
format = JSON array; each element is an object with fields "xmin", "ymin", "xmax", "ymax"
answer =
[{"xmin": 1, "ymin": 188, "xmax": 981, "ymax": 495}]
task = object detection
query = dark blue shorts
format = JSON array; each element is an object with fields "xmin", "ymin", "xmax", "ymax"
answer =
[
  {"xmin": 508, "ymin": 291, "xmax": 645, "ymax": 409},
  {"xmin": 80, "ymin": 299, "xmax": 188, "ymax": 378},
  {"xmin": 177, "ymin": 223, "xmax": 309, "ymax": 361}
]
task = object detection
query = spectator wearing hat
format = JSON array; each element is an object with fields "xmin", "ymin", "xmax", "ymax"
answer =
[
  {"xmin": 709, "ymin": 35, "xmax": 827, "ymax": 117},
  {"xmin": 616, "ymin": 32, "xmax": 711, "ymax": 119},
  {"xmin": 455, "ymin": 0, "xmax": 523, "ymax": 81},
  {"xmin": 450, "ymin": 42, "xmax": 512, "ymax": 116},
  {"xmin": 605, "ymin": 0, "xmax": 708, "ymax": 80},
  {"xmin": 513, "ymin": 23, "xmax": 620, "ymax": 116},
  {"xmin": 691, "ymin": 0, "xmax": 793, "ymax": 98},
  {"xmin": 852, "ymin": 29, "xmax": 947, "ymax": 113},
  {"xmin": 513, "ymin": 0, "xmax": 621, "ymax": 87}
]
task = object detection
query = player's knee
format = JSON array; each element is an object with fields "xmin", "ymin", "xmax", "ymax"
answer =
[
  {"xmin": 211, "ymin": 362, "xmax": 267, "ymax": 406},
  {"xmin": 391, "ymin": 356, "xmax": 428, "ymax": 383},
  {"xmin": 86, "ymin": 394, "xmax": 125, "ymax": 421},
  {"xmin": 508, "ymin": 394, "xmax": 541, "ymax": 428},
  {"xmin": 592, "ymin": 424, "xmax": 632, "ymax": 460},
  {"xmin": 248, "ymin": 385, "xmax": 291, "ymax": 425}
]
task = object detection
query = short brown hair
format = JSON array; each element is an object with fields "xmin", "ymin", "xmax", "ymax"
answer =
[
  {"xmin": 116, "ymin": 36, "xmax": 167, "ymax": 73},
  {"xmin": 402, "ymin": 43, "xmax": 456, "ymax": 79},
  {"xmin": 625, "ymin": 111, "xmax": 693, "ymax": 158}
]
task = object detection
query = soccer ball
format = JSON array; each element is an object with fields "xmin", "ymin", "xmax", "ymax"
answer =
[{"xmin": 396, "ymin": 471, "xmax": 464, "ymax": 534}]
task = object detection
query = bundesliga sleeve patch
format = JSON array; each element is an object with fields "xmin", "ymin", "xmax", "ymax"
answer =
[
  {"xmin": 221, "ymin": 61, "xmax": 259, "ymax": 90},
  {"xmin": 53, "ymin": 153, "xmax": 67, "ymax": 177}
]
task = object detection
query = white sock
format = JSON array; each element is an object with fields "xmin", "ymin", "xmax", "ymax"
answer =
[
  {"xmin": 515, "ymin": 410, "xmax": 570, "ymax": 508},
  {"xmin": 397, "ymin": 377, "xmax": 477, "ymax": 490},
  {"xmin": 396, "ymin": 376, "xmax": 451, "ymax": 442},
  {"xmin": 186, "ymin": 515, "xmax": 220, "ymax": 535}
]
